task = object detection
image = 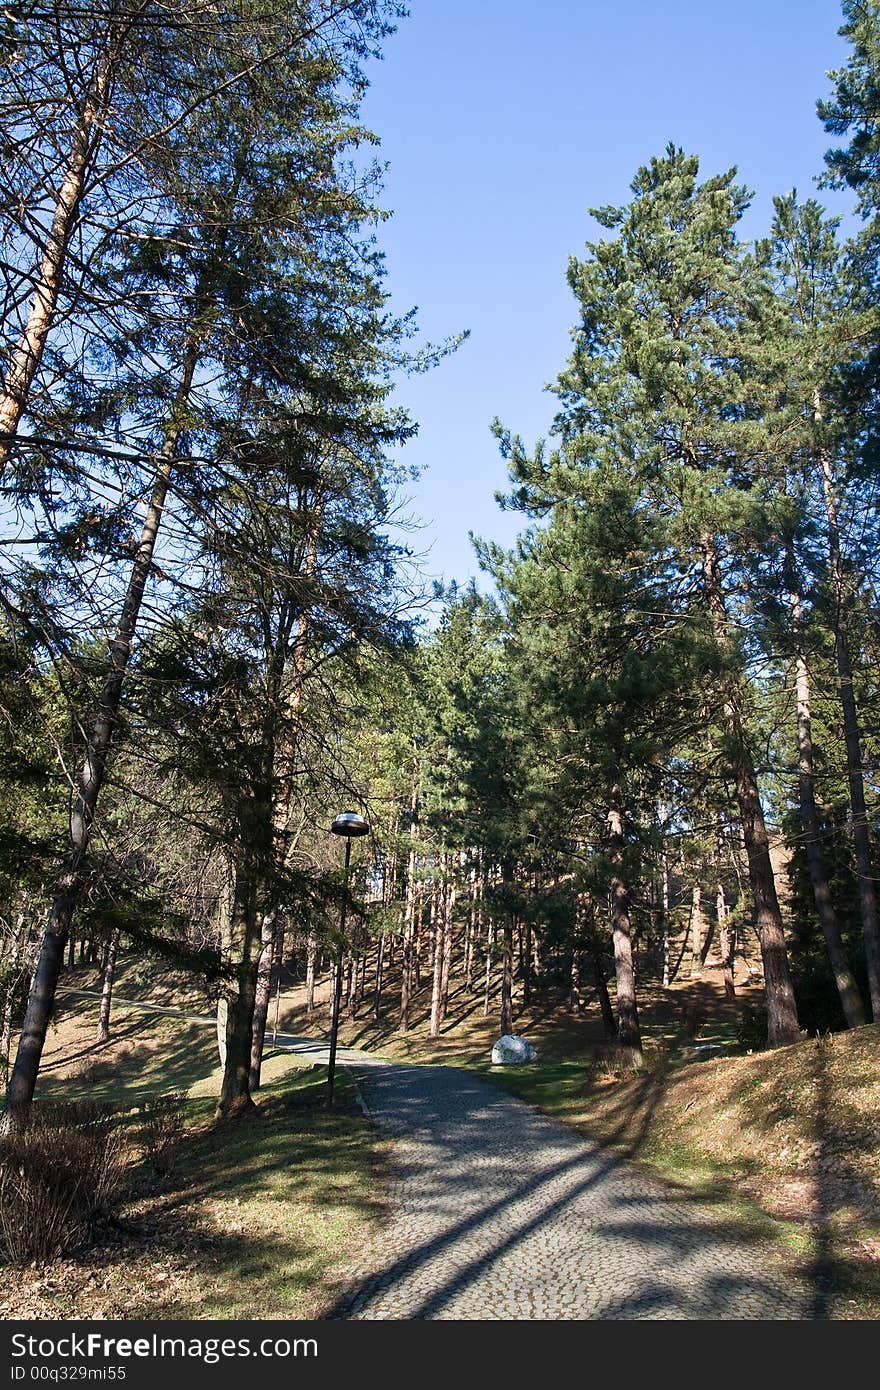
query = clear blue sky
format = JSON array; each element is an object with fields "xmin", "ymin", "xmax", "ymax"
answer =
[{"xmin": 359, "ymin": 1, "xmax": 855, "ymax": 595}]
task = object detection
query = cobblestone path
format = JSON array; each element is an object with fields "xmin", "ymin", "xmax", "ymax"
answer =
[{"xmin": 336, "ymin": 1063, "xmax": 809, "ymax": 1320}]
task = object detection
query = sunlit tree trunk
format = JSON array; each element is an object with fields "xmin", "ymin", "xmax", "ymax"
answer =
[
  {"xmin": 607, "ymin": 781, "xmax": 642, "ymax": 1061},
  {"xmin": 689, "ymin": 883, "xmax": 703, "ymax": 978},
  {"xmin": 700, "ymin": 534, "xmax": 799, "ymax": 1046},
  {"xmin": 305, "ymin": 929, "xmax": 317, "ymax": 1014},
  {"xmin": 95, "ymin": 928, "xmax": 120, "ymax": 1044},
  {"xmin": 0, "ymin": 47, "xmax": 115, "ymax": 476},
  {"xmin": 500, "ymin": 919, "xmax": 514, "ymax": 1036},
  {"xmin": 4, "ymin": 348, "xmax": 198, "ymax": 1129},
  {"xmin": 789, "ymin": 579, "xmax": 865, "ymax": 1027},
  {"xmin": 818, "ymin": 433, "xmax": 880, "ymax": 1020},
  {"xmin": 483, "ymin": 918, "xmax": 494, "ymax": 1017}
]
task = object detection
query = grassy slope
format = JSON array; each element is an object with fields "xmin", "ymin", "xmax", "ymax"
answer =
[
  {"xmin": 275, "ymin": 947, "xmax": 880, "ymax": 1316},
  {"xmin": 11, "ymin": 953, "xmax": 880, "ymax": 1318},
  {"xmin": 2, "ymin": 976, "xmax": 387, "ymax": 1321}
]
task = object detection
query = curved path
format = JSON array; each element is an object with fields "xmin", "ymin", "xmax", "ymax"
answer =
[
  {"xmin": 336, "ymin": 1062, "xmax": 810, "ymax": 1320},
  {"xmin": 58, "ymin": 988, "xmax": 810, "ymax": 1318}
]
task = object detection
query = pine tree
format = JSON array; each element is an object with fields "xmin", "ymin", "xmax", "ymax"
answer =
[{"xmin": 496, "ymin": 148, "xmax": 802, "ymax": 1046}]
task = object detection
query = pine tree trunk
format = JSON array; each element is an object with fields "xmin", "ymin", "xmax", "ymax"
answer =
[
  {"xmin": 607, "ymin": 782, "xmax": 642, "ymax": 1060},
  {"xmin": 440, "ymin": 882, "xmax": 454, "ymax": 1024},
  {"xmin": 0, "ymin": 908, "xmax": 27, "ymax": 1087},
  {"xmin": 818, "ymin": 442, "xmax": 880, "ymax": 1020},
  {"xmin": 399, "ymin": 768, "xmax": 419, "ymax": 1033},
  {"xmin": 305, "ymin": 929, "xmax": 317, "ymax": 1014},
  {"xmin": 344, "ymin": 954, "xmax": 354, "ymax": 1017},
  {"xmin": 3, "ymin": 349, "xmax": 198, "ymax": 1128},
  {"xmin": 217, "ymin": 871, "xmax": 261, "ymax": 1118},
  {"xmin": 373, "ymin": 934, "xmax": 385, "ymax": 1021},
  {"xmin": 95, "ymin": 929, "xmax": 119, "ymax": 1044},
  {"xmin": 700, "ymin": 534, "xmax": 799, "ymax": 1046},
  {"xmin": 483, "ymin": 919, "xmax": 494, "ymax": 1016},
  {"xmin": 500, "ymin": 920, "xmax": 514, "ymax": 1036},
  {"xmin": 661, "ymin": 846, "xmax": 671, "ymax": 988},
  {"xmin": 716, "ymin": 878, "xmax": 736, "ymax": 998},
  {"xmin": 252, "ymin": 515, "xmax": 319, "ymax": 1075},
  {"xmin": 689, "ymin": 884, "xmax": 703, "ymax": 977},
  {"xmin": 790, "ymin": 585, "xmax": 865, "ymax": 1026},
  {"xmin": 216, "ymin": 999, "xmax": 228, "ymax": 1070},
  {"xmin": 0, "ymin": 51, "xmax": 114, "ymax": 476},
  {"xmin": 523, "ymin": 916, "xmax": 532, "ymax": 1007},
  {"xmin": 592, "ymin": 948, "xmax": 618, "ymax": 1039},
  {"xmin": 413, "ymin": 882, "xmax": 424, "ymax": 990},
  {"xmin": 249, "ymin": 911, "xmax": 284, "ymax": 1091},
  {"xmin": 429, "ymin": 873, "xmax": 445, "ymax": 1038},
  {"xmin": 0, "ymin": 997, "xmax": 13, "ymax": 1089}
]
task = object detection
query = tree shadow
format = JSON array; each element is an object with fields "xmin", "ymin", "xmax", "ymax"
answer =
[
  {"xmin": 325, "ymin": 1059, "xmax": 806, "ymax": 1320},
  {"xmin": 807, "ymin": 1036, "xmax": 880, "ymax": 1318}
]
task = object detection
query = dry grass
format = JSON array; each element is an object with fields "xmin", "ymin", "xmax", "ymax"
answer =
[
  {"xmin": 2, "ymin": 977, "xmax": 387, "ymax": 1321},
  {"xmin": 12, "ymin": 950, "xmax": 880, "ymax": 1319}
]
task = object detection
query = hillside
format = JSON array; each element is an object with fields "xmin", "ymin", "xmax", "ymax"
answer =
[{"xmin": 14, "ymin": 953, "xmax": 880, "ymax": 1317}]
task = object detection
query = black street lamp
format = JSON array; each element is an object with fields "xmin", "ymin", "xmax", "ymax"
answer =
[{"xmin": 326, "ymin": 811, "xmax": 370, "ymax": 1106}]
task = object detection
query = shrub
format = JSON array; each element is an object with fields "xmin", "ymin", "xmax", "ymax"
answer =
[
  {"xmin": 72, "ymin": 1055, "xmax": 119, "ymax": 1084},
  {"xmin": 138, "ymin": 1092, "xmax": 187, "ymax": 1176},
  {"xmin": 0, "ymin": 1101, "xmax": 124, "ymax": 1265},
  {"xmin": 736, "ymin": 1001, "xmax": 768, "ymax": 1051}
]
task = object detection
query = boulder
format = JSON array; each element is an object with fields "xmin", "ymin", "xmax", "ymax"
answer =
[{"xmin": 491, "ymin": 1034, "xmax": 538, "ymax": 1065}]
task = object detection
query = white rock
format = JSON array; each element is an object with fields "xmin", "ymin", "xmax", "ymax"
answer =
[{"xmin": 491, "ymin": 1034, "xmax": 538, "ymax": 1065}]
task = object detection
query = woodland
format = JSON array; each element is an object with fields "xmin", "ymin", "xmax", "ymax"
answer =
[{"xmin": 1, "ymin": 0, "xmax": 880, "ymax": 1312}]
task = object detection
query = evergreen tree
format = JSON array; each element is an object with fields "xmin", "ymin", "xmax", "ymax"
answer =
[{"xmin": 496, "ymin": 148, "xmax": 801, "ymax": 1046}]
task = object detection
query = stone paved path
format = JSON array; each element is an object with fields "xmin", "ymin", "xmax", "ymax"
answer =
[{"xmin": 336, "ymin": 1063, "xmax": 810, "ymax": 1320}]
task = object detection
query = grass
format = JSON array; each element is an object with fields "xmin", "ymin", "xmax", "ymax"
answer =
[
  {"xmin": 2, "ymin": 984, "xmax": 388, "ymax": 1321},
  {"xmin": 11, "ymin": 951, "xmax": 880, "ymax": 1319}
]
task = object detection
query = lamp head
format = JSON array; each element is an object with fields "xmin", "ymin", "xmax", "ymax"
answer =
[{"xmin": 330, "ymin": 811, "xmax": 370, "ymax": 838}]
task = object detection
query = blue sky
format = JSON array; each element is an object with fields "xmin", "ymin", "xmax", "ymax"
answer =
[{"xmin": 360, "ymin": 1, "xmax": 855, "ymax": 595}]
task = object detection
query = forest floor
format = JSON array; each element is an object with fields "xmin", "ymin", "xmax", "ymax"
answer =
[
  {"xmin": 5, "ymin": 947, "xmax": 880, "ymax": 1317},
  {"xmin": 1, "ymin": 983, "xmax": 389, "ymax": 1320}
]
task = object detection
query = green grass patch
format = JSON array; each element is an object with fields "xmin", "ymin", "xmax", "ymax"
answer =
[{"xmin": 8, "ymin": 994, "xmax": 388, "ymax": 1321}]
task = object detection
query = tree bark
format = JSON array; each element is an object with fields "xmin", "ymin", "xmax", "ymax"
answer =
[
  {"xmin": 0, "ymin": 50, "xmax": 114, "ymax": 475},
  {"xmin": 440, "ymin": 878, "xmax": 454, "ymax": 1024},
  {"xmin": 4, "ymin": 348, "xmax": 198, "ymax": 1127},
  {"xmin": 818, "ymin": 439, "xmax": 880, "ymax": 1020},
  {"xmin": 689, "ymin": 883, "xmax": 703, "ymax": 978},
  {"xmin": 790, "ymin": 582, "xmax": 865, "ymax": 1027},
  {"xmin": 607, "ymin": 782, "xmax": 642, "ymax": 1060},
  {"xmin": 569, "ymin": 951, "xmax": 581, "ymax": 1012},
  {"xmin": 717, "ymin": 878, "xmax": 736, "ymax": 999},
  {"xmin": 500, "ymin": 920, "xmax": 514, "ymax": 1036},
  {"xmin": 483, "ymin": 918, "xmax": 494, "ymax": 1016},
  {"xmin": 428, "ymin": 870, "xmax": 445, "ymax": 1039},
  {"xmin": 373, "ymin": 934, "xmax": 385, "ymax": 1021},
  {"xmin": 398, "ymin": 766, "xmax": 419, "ymax": 1034},
  {"xmin": 249, "ymin": 911, "xmax": 284, "ymax": 1090},
  {"xmin": 305, "ymin": 929, "xmax": 317, "ymax": 1013},
  {"xmin": 217, "ymin": 871, "xmax": 261, "ymax": 1118},
  {"xmin": 592, "ymin": 947, "xmax": 618, "ymax": 1039},
  {"xmin": 661, "ymin": 844, "xmax": 671, "ymax": 988},
  {"xmin": 95, "ymin": 929, "xmax": 120, "ymax": 1044},
  {"xmin": 700, "ymin": 534, "xmax": 799, "ymax": 1046}
]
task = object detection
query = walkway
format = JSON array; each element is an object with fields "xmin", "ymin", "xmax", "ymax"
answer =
[
  {"xmin": 58, "ymin": 987, "xmax": 810, "ymax": 1318},
  {"xmin": 336, "ymin": 1063, "xmax": 809, "ymax": 1320}
]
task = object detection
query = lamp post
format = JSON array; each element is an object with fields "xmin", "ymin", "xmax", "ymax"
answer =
[{"xmin": 327, "ymin": 811, "xmax": 370, "ymax": 1106}]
